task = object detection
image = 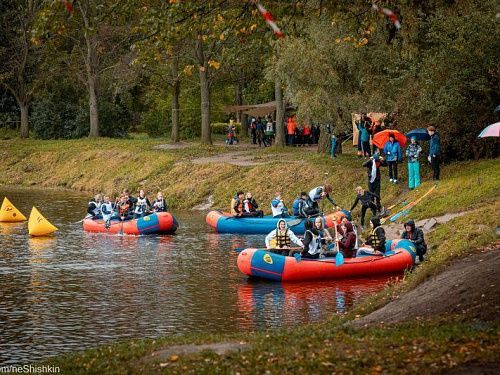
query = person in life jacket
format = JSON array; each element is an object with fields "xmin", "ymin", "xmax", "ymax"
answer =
[
  {"xmin": 357, "ymin": 217, "xmax": 386, "ymax": 256},
  {"xmin": 243, "ymin": 192, "xmax": 264, "ymax": 218},
  {"xmin": 265, "ymin": 219, "xmax": 304, "ymax": 254},
  {"xmin": 302, "ymin": 217, "xmax": 333, "ymax": 258},
  {"xmin": 122, "ymin": 189, "xmax": 137, "ymax": 209},
  {"xmin": 308, "ymin": 184, "xmax": 337, "ymax": 213},
  {"xmin": 334, "ymin": 214, "xmax": 357, "ymax": 258},
  {"xmin": 350, "ymin": 186, "xmax": 380, "ymax": 228},
  {"xmin": 362, "ymin": 154, "xmax": 386, "ymax": 211},
  {"xmin": 292, "ymin": 192, "xmax": 310, "ymax": 218},
  {"xmin": 401, "ymin": 219, "xmax": 427, "ymax": 262},
  {"xmin": 116, "ymin": 194, "xmax": 133, "ymax": 220},
  {"xmin": 101, "ymin": 195, "xmax": 116, "ymax": 229},
  {"xmin": 271, "ymin": 192, "xmax": 289, "ymax": 218},
  {"xmin": 231, "ymin": 191, "xmax": 254, "ymax": 218},
  {"xmin": 134, "ymin": 189, "xmax": 151, "ymax": 218},
  {"xmin": 87, "ymin": 194, "xmax": 103, "ymax": 219},
  {"xmin": 151, "ymin": 191, "xmax": 168, "ymax": 212}
]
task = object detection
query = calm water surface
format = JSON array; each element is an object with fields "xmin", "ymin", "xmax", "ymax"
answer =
[{"xmin": 0, "ymin": 186, "xmax": 394, "ymax": 364}]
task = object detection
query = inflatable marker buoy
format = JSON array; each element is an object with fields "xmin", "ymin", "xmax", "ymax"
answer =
[
  {"xmin": 0, "ymin": 197, "xmax": 27, "ymax": 222},
  {"xmin": 28, "ymin": 206, "xmax": 58, "ymax": 236}
]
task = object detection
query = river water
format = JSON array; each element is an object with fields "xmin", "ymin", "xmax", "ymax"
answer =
[{"xmin": 0, "ymin": 186, "xmax": 393, "ymax": 364}]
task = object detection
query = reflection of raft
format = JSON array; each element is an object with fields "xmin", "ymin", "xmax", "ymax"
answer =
[
  {"xmin": 83, "ymin": 212, "xmax": 178, "ymax": 235},
  {"xmin": 237, "ymin": 239, "xmax": 416, "ymax": 281},
  {"xmin": 206, "ymin": 210, "xmax": 337, "ymax": 234}
]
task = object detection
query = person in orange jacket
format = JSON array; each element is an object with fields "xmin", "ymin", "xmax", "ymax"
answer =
[{"xmin": 287, "ymin": 116, "xmax": 297, "ymax": 145}]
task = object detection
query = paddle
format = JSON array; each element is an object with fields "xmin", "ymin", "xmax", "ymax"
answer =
[
  {"xmin": 387, "ymin": 185, "xmax": 436, "ymax": 223},
  {"xmin": 233, "ymin": 246, "xmax": 302, "ymax": 253},
  {"xmin": 333, "ymin": 222, "xmax": 344, "ymax": 266}
]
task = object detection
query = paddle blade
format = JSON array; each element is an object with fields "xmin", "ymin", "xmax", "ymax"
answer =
[
  {"xmin": 287, "ymin": 218, "xmax": 303, "ymax": 227},
  {"xmin": 335, "ymin": 251, "xmax": 344, "ymax": 266}
]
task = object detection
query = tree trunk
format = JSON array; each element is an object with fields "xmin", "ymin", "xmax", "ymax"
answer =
[
  {"xmin": 274, "ymin": 79, "xmax": 285, "ymax": 147},
  {"xmin": 88, "ymin": 73, "xmax": 99, "ymax": 137},
  {"xmin": 19, "ymin": 100, "xmax": 29, "ymax": 138},
  {"xmin": 235, "ymin": 80, "xmax": 243, "ymax": 123},
  {"xmin": 241, "ymin": 113, "xmax": 248, "ymax": 138},
  {"xmin": 196, "ymin": 38, "xmax": 211, "ymax": 145},
  {"xmin": 171, "ymin": 60, "xmax": 180, "ymax": 142},
  {"xmin": 317, "ymin": 124, "xmax": 330, "ymax": 154}
]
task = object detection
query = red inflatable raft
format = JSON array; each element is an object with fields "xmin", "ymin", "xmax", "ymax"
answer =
[
  {"xmin": 83, "ymin": 212, "xmax": 178, "ymax": 235},
  {"xmin": 237, "ymin": 239, "xmax": 416, "ymax": 282}
]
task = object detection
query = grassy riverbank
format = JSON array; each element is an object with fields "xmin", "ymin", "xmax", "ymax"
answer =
[
  {"xmin": 1, "ymin": 137, "xmax": 499, "ymax": 214},
  {"xmin": 2, "ymin": 138, "xmax": 498, "ymax": 373}
]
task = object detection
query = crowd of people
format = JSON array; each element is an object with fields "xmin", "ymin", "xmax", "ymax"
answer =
[
  {"xmin": 229, "ymin": 182, "xmax": 428, "ymax": 262},
  {"xmin": 86, "ymin": 189, "xmax": 169, "ymax": 228}
]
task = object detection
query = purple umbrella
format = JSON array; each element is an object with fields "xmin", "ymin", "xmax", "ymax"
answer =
[{"xmin": 478, "ymin": 122, "xmax": 500, "ymax": 138}]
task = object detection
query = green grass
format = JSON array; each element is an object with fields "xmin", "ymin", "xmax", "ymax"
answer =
[{"xmin": 44, "ymin": 318, "xmax": 499, "ymax": 374}]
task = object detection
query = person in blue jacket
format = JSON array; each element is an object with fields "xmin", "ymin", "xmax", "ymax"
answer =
[
  {"xmin": 383, "ymin": 133, "xmax": 402, "ymax": 184},
  {"xmin": 358, "ymin": 120, "xmax": 371, "ymax": 157},
  {"xmin": 427, "ymin": 126, "xmax": 441, "ymax": 180}
]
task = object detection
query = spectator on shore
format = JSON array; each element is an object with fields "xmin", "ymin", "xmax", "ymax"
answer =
[
  {"xmin": 286, "ymin": 116, "xmax": 297, "ymax": 145},
  {"xmin": 427, "ymin": 126, "xmax": 441, "ymax": 181},
  {"xmin": 383, "ymin": 133, "xmax": 403, "ymax": 184},
  {"xmin": 362, "ymin": 154, "xmax": 386, "ymax": 211},
  {"xmin": 406, "ymin": 136, "xmax": 422, "ymax": 189}
]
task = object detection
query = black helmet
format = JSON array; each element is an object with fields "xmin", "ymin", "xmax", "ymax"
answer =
[{"xmin": 370, "ymin": 217, "xmax": 381, "ymax": 228}]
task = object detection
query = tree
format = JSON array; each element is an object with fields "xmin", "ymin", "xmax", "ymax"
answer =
[
  {"xmin": 34, "ymin": 0, "xmax": 135, "ymax": 137},
  {"xmin": 0, "ymin": 0, "xmax": 44, "ymax": 138}
]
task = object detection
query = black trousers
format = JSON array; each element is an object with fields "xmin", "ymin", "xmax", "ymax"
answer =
[
  {"xmin": 360, "ymin": 203, "xmax": 378, "ymax": 226},
  {"xmin": 388, "ymin": 161, "xmax": 398, "ymax": 180},
  {"xmin": 431, "ymin": 155, "xmax": 440, "ymax": 180},
  {"xmin": 361, "ymin": 141, "xmax": 371, "ymax": 156},
  {"xmin": 368, "ymin": 179, "xmax": 381, "ymax": 210}
]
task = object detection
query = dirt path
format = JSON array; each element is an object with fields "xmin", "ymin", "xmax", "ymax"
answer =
[
  {"xmin": 383, "ymin": 210, "xmax": 473, "ymax": 239},
  {"xmin": 352, "ymin": 242, "xmax": 500, "ymax": 327}
]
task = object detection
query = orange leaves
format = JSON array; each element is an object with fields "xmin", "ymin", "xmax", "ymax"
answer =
[{"xmin": 208, "ymin": 60, "xmax": 221, "ymax": 70}]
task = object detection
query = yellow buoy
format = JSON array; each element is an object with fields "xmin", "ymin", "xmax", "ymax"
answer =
[
  {"xmin": 28, "ymin": 206, "xmax": 58, "ymax": 236},
  {"xmin": 0, "ymin": 197, "xmax": 27, "ymax": 222}
]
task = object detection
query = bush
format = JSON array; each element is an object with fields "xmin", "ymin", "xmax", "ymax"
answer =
[{"xmin": 211, "ymin": 122, "xmax": 241, "ymax": 135}]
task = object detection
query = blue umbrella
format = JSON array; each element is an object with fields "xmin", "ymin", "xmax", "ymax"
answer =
[
  {"xmin": 494, "ymin": 105, "xmax": 500, "ymax": 115},
  {"xmin": 405, "ymin": 128, "xmax": 431, "ymax": 141}
]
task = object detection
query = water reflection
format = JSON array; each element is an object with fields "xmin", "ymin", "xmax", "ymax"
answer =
[
  {"xmin": 0, "ymin": 186, "xmax": 396, "ymax": 365},
  {"xmin": 236, "ymin": 276, "xmax": 392, "ymax": 330}
]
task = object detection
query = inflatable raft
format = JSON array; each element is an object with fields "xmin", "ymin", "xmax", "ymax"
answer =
[
  {"xmin": 237, "ymin": 239, "xmax": 416, "ymax": 281},
  {"xmin": 83, "ymin": 212, "xmax": 178, "ymax": 235},
  {"xmin": 206, "ymin": 210, "xmax": 337, "ymax": 235}
]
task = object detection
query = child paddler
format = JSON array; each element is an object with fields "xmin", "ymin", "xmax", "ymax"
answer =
[
  {"xmin": 101, "ymin": 195, "xmax": 116, "ymax": 229},
  {"xmin": 265, "ymin": 219, "xmax": 304, "ymax": 255}
]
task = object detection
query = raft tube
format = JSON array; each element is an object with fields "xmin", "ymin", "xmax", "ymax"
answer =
[
  {"xmin": 206, "ymin": 210, "xmax": 337, "ymax": 235},
  {"xmin": 237, "ymin": 239, "xmax": 416, "ymax": 281},
  {"xmin": 83, "ymin": 212, "xmax": 178, "ymax": 235}
]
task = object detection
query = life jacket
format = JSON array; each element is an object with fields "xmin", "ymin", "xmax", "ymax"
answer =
[
  {"xmin": 368, "ymin": 227, "xmax": 384, "ymax": 251},
  {"xmin": 88, "ymin": 200, "xmax": 102, "ymax": 216},
  {"xmin": 231, "ymin": 197, "xmax": 243, "ymax": 215},
  {"xmin": 153, "ymin": 198, "xmax": 166, "ymax": 212},
  {"xmin": 101, "ymin": 202, "xmax": 114, "ymax": 221},
  {"xmin": 275, "ymin": 228, "xmax": 291, "ymax": 248},
  {"xmin": 305, "ymin": 229, "xmax": 321, "ymax": 255},
  {"xmin": 118, "ymin": 202, "xmax": 130, "ymax": 216},
  {"xmin": 271, "ymin": 199, "xmax": 284, "ymax": 217},
  {"xmin": 292, "ymin": 198, "xmax": 302, "ymax": 216},
  {"xmin": 244, "ymin": 199, "xmax": 254, "ymax": 213},
  {"xmin": 135, "ymin": 197, "xmax": 148, "ymax": 214}
]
